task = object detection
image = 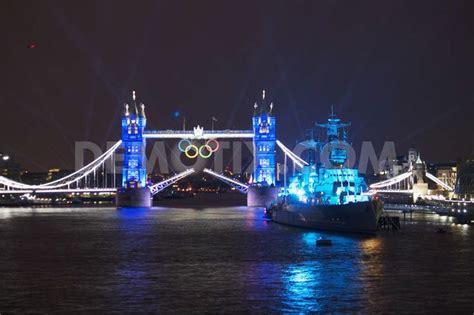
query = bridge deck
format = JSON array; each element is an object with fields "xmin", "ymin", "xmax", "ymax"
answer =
[{"xmin": 143, "ymin": 130, "xmax": 254, "ymax": 139}]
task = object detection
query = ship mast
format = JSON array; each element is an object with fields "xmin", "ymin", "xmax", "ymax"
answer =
[{"xmin": 316, "ymin": 106, "xmax": 351, "ymax": 166}]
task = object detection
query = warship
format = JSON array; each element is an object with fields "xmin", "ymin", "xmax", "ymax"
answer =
[{"xmin": 271, "ymin": 109, "xmax": 383, "ymax": 234}]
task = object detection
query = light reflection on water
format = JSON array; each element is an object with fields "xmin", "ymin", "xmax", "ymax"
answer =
[
  {"xmin": 0, "ymin": 206, "xmax": 473, "ymax": 313},
  {"xmin": 282, "ymin": 261, "xmax": 322, "ymax": 312}
]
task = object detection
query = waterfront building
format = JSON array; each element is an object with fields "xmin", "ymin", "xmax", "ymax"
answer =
[
  {"xmin": 456, "ymin": 157, "xmax": 474, "ymax": 199},
  {"xmin": 428, "ymin": 162, "xmax": 457, "ymax": 190},
  {"xmin": 46, "ymin": 168, "xmax": 74, "ymax": 182},
  {"xmin": 21, "ymin": 171, "xmax": 49, "ymax": 185},
  {"xmin": 379, "ymin": 148, "xmax": 419, "ymax": 178},
  {"xmin": 0, "ymin": 153, "xmax": 21, "ymax": 181}
]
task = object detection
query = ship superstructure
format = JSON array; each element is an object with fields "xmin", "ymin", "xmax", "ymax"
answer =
[{"xmin": 285, "ymin": 109, "xmax": 370, "ymax": 205}]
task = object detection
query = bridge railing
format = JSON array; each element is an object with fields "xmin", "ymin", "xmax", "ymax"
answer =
[
  {"xmin": 203, "ymin": 168, "xmax": 249, "ymax": 194},
  {"xmin": 149, "ymin": 169, "xmax": 196, "ymax": 196}
]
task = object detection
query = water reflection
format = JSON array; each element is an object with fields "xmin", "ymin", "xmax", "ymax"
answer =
[
  {"xmin": 278, "ymin": 232, "xmax": 366, "ymax": 312},
  {"xmin": 301, "ymin": 232, "xmax": 320, "ymax": 246},
  {"xmin": 282, "ymin": 261, "xmax": 321, "ymax": 312},
  {"xmin": 116, "ymin": 207, "xmax": 149, "ymax": 219},
  {"xmin": 114, "ymin": 207, "xmax": 157, "ymax": 311}
]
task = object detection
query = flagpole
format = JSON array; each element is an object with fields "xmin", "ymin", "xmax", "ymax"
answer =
[{"xmin": 211, "ymin": 116, "xmax": 217, "ymax": 131}]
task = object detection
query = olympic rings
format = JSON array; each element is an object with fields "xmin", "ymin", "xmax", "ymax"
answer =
[
  {"xmin": 199, "ymin": 145, "xmax": 213, "ymax": 159},
  {"xmin": 178, "ymin": 139, "xmax": 220, "ymax": 159},
  {"xmin": 185, "ymin": 144, "xmax": 199, "ymax": 159},
  {"xmin": 178, "ymin": 139, "xmax": 192, "ymax": 152},
  {"xmin": 206, "ymin": 139, "xmax": 219, "ymax": 152}
]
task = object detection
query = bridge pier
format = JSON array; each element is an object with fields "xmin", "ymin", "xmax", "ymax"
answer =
[
  {"xmin": 116, "ymin": 187, "xmax": 151, "ymax": 207},
  {"xmin": 247, "ymin": 186, "xmax": 280, "ymax": 207},
  {"xmin": 412, "ymin": 183, "xmax": 428, "ymax": 203}
]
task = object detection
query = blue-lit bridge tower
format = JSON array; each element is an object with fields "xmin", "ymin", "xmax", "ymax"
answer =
[
  {"xmin": 247, "ymin": 90, "xmax": 280, "ymax": 207},
  {"xmin": 252, "ymin": 90, "xmax": 276, "ymax": 185},
  {"xmin": 116, "ymin": 91, "xmax": 151, "ymax": 207}
]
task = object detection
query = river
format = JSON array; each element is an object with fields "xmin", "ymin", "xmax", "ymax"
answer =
[{"xmin": 0, "ymin": 206, "xmax": 472, "ymax": 313}]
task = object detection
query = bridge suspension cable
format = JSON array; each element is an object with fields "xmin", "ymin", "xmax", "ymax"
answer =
[
  {"xmin": 369, "ymin": 171, "xmax": 413, "ymax": 189},
  {"xmin": 275, "ymin": 140, "xmax": 308, "ymax": 168},
  {"xmin": 370, "ymin": 170, "xmax": 454, "ymax": 193},
  {"xmin": 203, "ymin": 168, "xmax": 249, "ymax": 194},
  {"xmin": 0, "ymin": 141, "xmax": 122, "ymax": 191},
  {"xmin": 425, "ymin": 172, "xmax": 454, "ymax": 191}
]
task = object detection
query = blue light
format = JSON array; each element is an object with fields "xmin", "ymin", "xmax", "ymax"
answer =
[
  {"xmin": 121, "ymin": 97, "xmax": 148, "ymax": 188},
  {"xmin": 282, "ymin": 262, "xmax": 321, "ymax": 312},
  {"xmin": 173, "ymin": 110, "xmax": 181, "ymax": 118},
  {"xmin": 283, "ymin": 112, "xmax": 371, "ymax": 206},
  {"xmin": 252, "ymin": 101, "xmax": 276, "ymax": 186}
]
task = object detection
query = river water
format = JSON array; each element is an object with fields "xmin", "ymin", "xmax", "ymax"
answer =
[{"xmin": 0, "ymin": 206, "xmax": 473, "ymax": 313}]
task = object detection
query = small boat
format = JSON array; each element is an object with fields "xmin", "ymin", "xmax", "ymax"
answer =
[
  {"xmin": 263, "ymin": 207, "xmax": 273, "ymax": 219},
  {"xmin": 316, "ymin": 238, "xmax": 332, "ymax": 246}
]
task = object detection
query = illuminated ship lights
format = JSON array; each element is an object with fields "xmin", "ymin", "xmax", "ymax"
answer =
[{"xmin": 282, "ymin": 110, "xmax": 370, "ymax": 206}]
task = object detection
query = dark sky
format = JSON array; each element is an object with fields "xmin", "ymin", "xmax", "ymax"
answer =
[{"xmin": 1, "ymin": 0, "xmax": 473, "ymax": 171}]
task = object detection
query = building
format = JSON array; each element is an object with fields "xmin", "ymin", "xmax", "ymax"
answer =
[
  {"xmin": 0, "ymin": 153, "xmax": 21, "ymax": 181},
  {"xmin": 427, "ymin": 162, "xmax": 457, "ymax": 190},
  {"xmin": 46, "ymin": 168, "xmax": 74, "ymax": 182},
  {"xmin": 21, "ymin": 171, "xmax": 49, "ymax": 185},
  {"xmin": 455, "ymin": 157, "xmax": 474, "ymax": 199},
  {"xmin": 379, "ymin": 148, "xmax": 419, "ymax": 178}
]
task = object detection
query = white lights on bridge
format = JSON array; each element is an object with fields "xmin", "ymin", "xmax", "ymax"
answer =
[
  {"xmin": 203, "ymin": 168, "xmax": 249, "ymax": 194},
  {"xmin": 143, "ymin": 130, "xmax": 255, "ymax": 139},
  {"xmin": 0, "ymin": 141, "xmax": 123, "ymax": 191},
  {"xmin": 369, "ymin": 171, "xmax": 413, "ymax": 189},
  {"xmin": 369, "ymin": 170, "xmax": 454, "ymax": 193},
  {"xmin": 425, "ymin": 172, "xmax": 454, "ymax": 191},
  {"xmin": 276, "ymin": 140, "xmax": 309, "ymax": 168},
  {"xmin": 149, "ymin": 169, "xmax": 196, "ymax": 196}
]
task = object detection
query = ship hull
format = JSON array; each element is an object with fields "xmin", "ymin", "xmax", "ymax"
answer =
[{"xmin": 272, "ymin": 201, "xmax": 381, "ymax": 234}]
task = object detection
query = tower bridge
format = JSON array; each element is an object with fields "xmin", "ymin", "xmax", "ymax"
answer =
[
  {"xmin": 0, "ymin": 90, "xmax": 306, "ymax": 207},
  {"xmin": 0, "ymin": 89, "xmax": 453, "ymax": 207},
  {"xmin": 369, "ymin": 154, "xmax": 455, "ymax": 202}
]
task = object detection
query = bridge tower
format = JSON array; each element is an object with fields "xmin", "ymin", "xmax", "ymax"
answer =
[
  {"xmin": 252, "ymin": 90, "xmax": 276, "ymax": 185},
  {"xmin": 412, "ymin": 153, "xmax": 428, "ymax": 203},
  {"xmin": 116, "ymin": 91, "xmax": 151, "ymax": 207},
  {"xmin": 247, "ymin": 90, "xmax": 280, "ymax": 207}
]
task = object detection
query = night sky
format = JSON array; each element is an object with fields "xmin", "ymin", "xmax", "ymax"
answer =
[{"xmin": 1, "ymin": 0, "xmax": 473, "ymax": 171}]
